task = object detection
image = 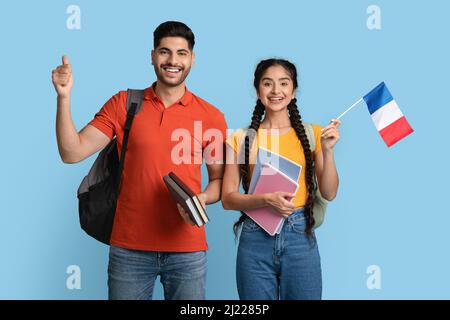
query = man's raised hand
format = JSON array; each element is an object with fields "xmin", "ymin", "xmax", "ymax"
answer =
[{"xmin": 52, "ymin": 55, "xmax": 73, "ymax": 98}]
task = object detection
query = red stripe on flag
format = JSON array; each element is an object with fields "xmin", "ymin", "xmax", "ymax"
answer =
[{"xmin": 379, "ymin": 116, "xmax": 414, "ymax": 147}]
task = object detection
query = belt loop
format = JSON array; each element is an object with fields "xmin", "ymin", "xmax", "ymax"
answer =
[{"xmin": 288, "ymin": 207, "xmax": 305, "ymax": 223}]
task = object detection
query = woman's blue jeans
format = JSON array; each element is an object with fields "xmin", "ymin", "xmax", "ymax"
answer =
[{"xmin": 236, "ymin": 208, "xmax": 322, "ymax": 300}]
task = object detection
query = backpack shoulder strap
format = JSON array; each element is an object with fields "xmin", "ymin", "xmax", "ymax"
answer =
[
  {"xmin": 122, "ymin": 88, "xmax": 144, "ymax": 146},
  {"xmin": 303, "ymin": 122, "xmax": 322, "ymax": 192},
  {"xmin": 125, "ymin": 89, "xmax": 145, "ymax": 114},
  {"xmin": 303, "ymin": 122, "xmax": 316, "ymax": 152},
  {"xmin": 117, "ymin": 89, "xmax": 144, "ymax": 192}
]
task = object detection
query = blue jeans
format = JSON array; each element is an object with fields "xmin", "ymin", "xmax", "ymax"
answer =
[
  {"xmin": 108, "ymin": 245, "xmax": 207, "ymax": 300},
  {"xmin": 236, "ymin": 208, "xmax": 322, "ymax": 300}
]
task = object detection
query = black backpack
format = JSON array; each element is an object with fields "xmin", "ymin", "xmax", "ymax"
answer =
[{"xmin": 77, "ymin": 89, "xmax": 144, "ymax": 245}]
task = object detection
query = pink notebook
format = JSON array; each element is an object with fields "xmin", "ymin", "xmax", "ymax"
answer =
[{"xmin": 245, "ymin": 163, "xmax": 299, "ymax": 236}]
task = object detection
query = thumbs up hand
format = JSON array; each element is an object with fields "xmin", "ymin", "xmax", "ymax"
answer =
[{"xmin": 52, "ymin": 55, "xmax": 73, "ymax": 98}]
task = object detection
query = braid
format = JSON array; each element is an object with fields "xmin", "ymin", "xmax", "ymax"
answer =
[
  {"xmin": 233, "ymin": 99, "xmax": 265, "ymax": 237},
  {"xmin": 288, "ymin": 98, "xmax": 317, "ymax": 240}
]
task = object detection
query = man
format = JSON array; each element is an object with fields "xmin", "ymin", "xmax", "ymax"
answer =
[{"xmin": 52, "ymin": 21, "xmax": 227, "ymax": 300}]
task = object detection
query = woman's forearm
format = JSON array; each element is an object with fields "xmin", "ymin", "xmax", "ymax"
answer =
[
  {"xmin": 222, "ymin": 192, "xmax": 268, "ymax": 212},
  {"xmin": 319, "ymin": 148, "xmax": 339, "ymax": 201}
]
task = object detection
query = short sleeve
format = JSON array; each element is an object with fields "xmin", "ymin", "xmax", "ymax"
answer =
[
  {"xmin": 88, "ymin": 92, "xmax": 122, "ymax": 140},
  {"xmin": 311, "ymin": 124, "xmax": 323, "ymax": 157},
  {"xmin": 226, "ymin": 128, "xmax": 245, "ymax": 154}
]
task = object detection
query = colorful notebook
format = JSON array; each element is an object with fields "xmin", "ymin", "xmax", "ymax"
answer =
[
  {"xmin": 245, "ymin": 163, "xmax": 299, "ymax": 236},
  {"xmin": 248, "ymin": 147, "xmax": 302, "ymax": 194}
]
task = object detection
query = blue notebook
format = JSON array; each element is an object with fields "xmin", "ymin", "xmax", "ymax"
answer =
[{"xmin": 248, "ymin": 147, "xmax": 302, "ymax": 194}]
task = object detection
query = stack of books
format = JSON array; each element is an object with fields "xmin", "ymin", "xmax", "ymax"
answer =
[
  {"xmin": 244, "ymin": 147, "xmax": 302, "ymax": 236},
  {"xmin": 163, "ymin": 172, "xmax": 209, "ymax": 227}
]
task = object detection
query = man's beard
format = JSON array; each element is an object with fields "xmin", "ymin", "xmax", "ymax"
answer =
[{"xmin": 154, "ymin": 65, "xmax": 191, "ymax": 87}]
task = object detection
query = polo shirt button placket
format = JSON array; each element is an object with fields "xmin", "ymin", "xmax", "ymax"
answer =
[{"xmin": 160, "ymin": 110, "xmax": 165, "ymax": 126}]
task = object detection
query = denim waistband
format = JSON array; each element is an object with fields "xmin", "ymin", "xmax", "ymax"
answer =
[
  {"xmin": 287, "ymin": 207, "xmax": 305, "ymax": 223},
  {"xmin": 244, "ymin": 207, "xmax": 305, "ymax": 224}
]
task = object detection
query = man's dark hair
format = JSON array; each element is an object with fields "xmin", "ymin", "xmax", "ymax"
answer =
[{"xmin": 153, "ymin": 21, "xmax": 195, "ymax": 50}]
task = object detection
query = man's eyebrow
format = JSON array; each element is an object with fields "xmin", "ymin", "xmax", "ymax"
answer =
[{"xmin": 158, "ymin": 47, "xmax": 190, "ymax": 53}]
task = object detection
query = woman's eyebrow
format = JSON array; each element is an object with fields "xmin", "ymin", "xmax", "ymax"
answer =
[{"xmin": 261, "ymin": 77, "xmax": 291, "ymax": 82}]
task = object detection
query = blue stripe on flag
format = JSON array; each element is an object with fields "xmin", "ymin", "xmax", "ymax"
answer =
[{"xmin": 363, "ymin": 82, "xmax": 394, "ymax": 115}]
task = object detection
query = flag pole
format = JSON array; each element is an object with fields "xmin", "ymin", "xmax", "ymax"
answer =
[{"xmin": 336, "ymin": 98, "xmax": 363, "ymax": 120}]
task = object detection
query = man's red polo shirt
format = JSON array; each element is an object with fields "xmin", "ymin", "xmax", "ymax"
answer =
[{"xmin": 89, "ymin": 84, "xmax": 227, "ymax": 251}]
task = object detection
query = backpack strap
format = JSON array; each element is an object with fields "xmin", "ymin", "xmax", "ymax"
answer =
[
  {"xmin": 303, "ymin": 122, "xmax": 315, "ymax": 152},
  {"xmin": 117, "ymin": 89, "xmax": 144, "ymax": 192},
  {"xmin": 125, "ymin": 89, "xmax": 145, "ymax": 113},
  {"xmin": 304, "ymin": 122, "xmax": 324, "ymax": 194}
]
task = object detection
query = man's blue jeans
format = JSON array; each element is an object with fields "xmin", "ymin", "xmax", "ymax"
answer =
[
  {"xmin": 236, "ymin": 208, "xmax": 322, "ymax": 300},
  {"xmin": 108, "ymin": 245, "xmax": 207, "ymax": 300}
]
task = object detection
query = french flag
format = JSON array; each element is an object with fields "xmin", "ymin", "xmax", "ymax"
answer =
[{"xmin": 363, "ymin": 82, "xmax": 414, "ymax": 147}]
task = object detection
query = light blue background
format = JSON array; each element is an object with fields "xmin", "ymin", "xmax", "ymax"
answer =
[{"xmin": 1, "ymin": 0, "xmax": 449, "ymax": 299}]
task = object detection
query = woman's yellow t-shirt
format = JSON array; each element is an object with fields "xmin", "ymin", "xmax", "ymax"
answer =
[{"xmin": 226, "ymin": 125, "xmax": 322, "ymax": 208}]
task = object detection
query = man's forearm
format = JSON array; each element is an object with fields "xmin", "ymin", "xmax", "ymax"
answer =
[
  {"xmin": 201, "ymin": 178, "xmax": 222, "ymax": 204},
  {"xmin": 56, "ymin": 95, "xmax": 81, "ymax": 163}
]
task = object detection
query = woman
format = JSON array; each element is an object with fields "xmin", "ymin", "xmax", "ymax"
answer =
[{"xmin": 221, "ymin": 58, "xmax": 341, "ymax": 300}]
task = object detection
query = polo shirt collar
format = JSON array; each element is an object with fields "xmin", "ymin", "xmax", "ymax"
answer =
[{"xmin": 144, "ymin": 82, "xmax": 192, "ymax": 107}]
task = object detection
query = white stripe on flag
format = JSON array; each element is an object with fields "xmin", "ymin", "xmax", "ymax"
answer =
[{"xmin": 370, "ymin": 100, "xmax": 404, "ymax": 131}]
